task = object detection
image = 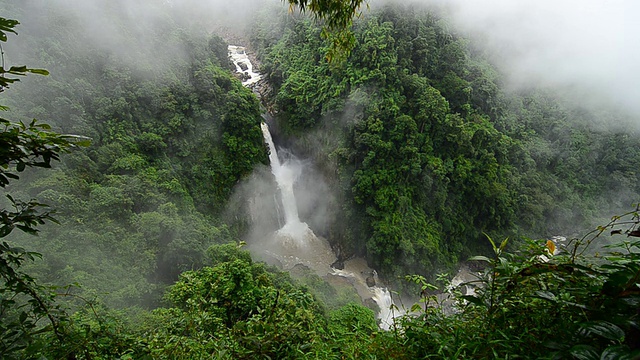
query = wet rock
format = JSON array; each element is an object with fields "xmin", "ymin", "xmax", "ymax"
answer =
[
  {"xmin": 331, "ymin": 259, "xmax": 344, "ymax": 270},
  {"xmin": 366, "ymin": 276, "xmax": 376, "ymax": 287},
  {"xmin": 260, "ymin": 253, "xmax": 283, "ymax": 269},
  {"xmin": 292, "ymin": 263, "xmax": 310, "ymax": 270},
  {"xmin": 364, "ymin": 297, "xmax": 378, "ymax": 311},
  {"xmin": 290, "ymin": 263, "xmax": 312, "ymax": 277},
  {"xmin": 239, "ymin": 62, "xmax": 248, "ymax": 71}
]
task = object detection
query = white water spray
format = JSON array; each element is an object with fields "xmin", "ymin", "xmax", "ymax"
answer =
[{"xmin": 372, "ymin": 287, "xmax": 397, "ymax": 331}]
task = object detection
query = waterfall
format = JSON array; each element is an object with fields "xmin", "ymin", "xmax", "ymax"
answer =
[
  {"xmin": 372, "ymin": 287, "xmax": 398, "ymax": 331},
  {"xmin": 229, "ymin": 44, "xmax": 399, "ymax": 330},
  {"xmin": 259, "ymin": 122, "xmax": 313, "ymax": 245},
  {"xmin": 260, "ymin": 123, "xmax": 302, "ymax": 227},
  {"xmin": 228, "ymin": 45, "xmax": 262, "ymax": 86}
]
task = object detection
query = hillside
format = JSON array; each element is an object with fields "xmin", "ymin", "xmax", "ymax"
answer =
[{"xmin": 1, "ymin": 1, "xmax": 638, "ymax": 359}]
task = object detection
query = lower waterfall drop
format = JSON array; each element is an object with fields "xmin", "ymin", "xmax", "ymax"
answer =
[
  {"xmin": 372, "ymin": 287, "xmax": 397, "ymax": 331},
  {"xmin": 259, "ymin": 122, "xmax": 335, "ymax": 274}
]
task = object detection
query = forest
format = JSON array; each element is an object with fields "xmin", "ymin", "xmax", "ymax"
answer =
[{"xmin": 1, "ymin": 0, "xmax": 639, "ymax": 359}]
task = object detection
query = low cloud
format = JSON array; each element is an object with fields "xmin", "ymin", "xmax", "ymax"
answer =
[{"xmin": 427, "ymin": 0, "xmax": 639, "ymax": 116}]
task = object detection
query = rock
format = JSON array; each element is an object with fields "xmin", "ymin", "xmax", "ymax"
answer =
[
  {"xmin": 364, "ymin": 297, "xmax": 378, "ymax": 311},
  {"xmin": 366, "ymin": 276, "xmax": 376, "ymax": 287},
  {"xmin": 239, "ymin": 62, "xmax": 248, "ymax": 71},
  {"xmin": 331, "ymin": 259, "xmax": 344, "ymax": 270},
  {"xmin": 290, "ymin": 263, "xmax": 311, "ymax": 276},
  {"xmin": 259, "ymin": 253, "xmax": 283, "ymax": 269}
]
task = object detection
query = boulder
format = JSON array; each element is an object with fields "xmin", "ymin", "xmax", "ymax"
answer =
[
  {"xmin": 366, "ymin": 276, "xmax": 376, "ymax": 287},
  {"xmin": 331, "ymin": 259, "xmax": 344, "ymax": 270}
]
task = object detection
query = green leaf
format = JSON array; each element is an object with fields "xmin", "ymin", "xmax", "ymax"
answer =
[
  {"xmin": 27, "ymin": 68, "xmax": 49, "ymax": 76},
  {"xmin": 579, "ymin": 320, "xmax": 625, "ymax": 341},
  {"xmin": 499, "ymin": 238, "xmax": 509, "ymax": 251},
  {"xmin": 468, "ymin": 255, "xmax": 491, "ymax": 262},
  {"xmin": 534, "ymin": 290, "xmax": 557, "ymax": 302},
  {"xmin": 569, "ymin": 344, "xmax": 599, "ymax": 360},
  {"xmin": 600, "ymin": 345, "xmax": 633, "ymax": 360},
  {"xmin": 484, "ymin": 232, "xmax": 497, "ymax": 251}
]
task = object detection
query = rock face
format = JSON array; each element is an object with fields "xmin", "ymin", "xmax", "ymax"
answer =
[
  {"xmin": 331, "ymin": 259, "xmax": 345, "ymax": 270},
  {"xmin": 364, "ymin": 297, "xmax": 378, "ymax": 311},
  {"xmin": 366, "ymin": 276, "xmax": 376, "ymax": 287}
]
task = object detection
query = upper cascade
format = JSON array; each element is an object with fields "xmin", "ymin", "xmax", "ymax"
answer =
[{"xmin": 228, "ymin": 45, "xmax": 262, "ymax": 86}]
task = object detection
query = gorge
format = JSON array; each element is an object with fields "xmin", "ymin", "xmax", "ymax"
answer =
[
  {"xmin": 229, "ymin": 43, "xmax": 402, "ymax": 329},
  {"xmin": 2, "ymin": 1, "xmax": 638, "ymax": 357}
]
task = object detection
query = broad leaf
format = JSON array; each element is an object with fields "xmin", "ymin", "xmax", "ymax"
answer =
[
  {"xmin": 468, "ymin": 255, "xmax": 491, "ymax": 263},
  {"xmin": 579, "ymin": 320, "xmax": 625, "ymax": 341},
  {"xmin": 600, "ymin": 345, "xmax": 633, "ymax": 360},
  {"xmin": 569, "ymin": 344, "xmax": 599, "ymax": 360},
  {"xmin": 534, "ymin": 290, "xmax": 557, "ymax": 302}
]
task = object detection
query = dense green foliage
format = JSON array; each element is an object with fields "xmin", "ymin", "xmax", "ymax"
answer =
[
  {"xmin": 1, "ymin": 1, "xmax": 640, "ymax": 359},
  {"xmin": 7, "ymin": 233, "xmax": 640, "ymax": 359},
  {"xmin": 251, "ymin": 4, "xmax": 640, "ymax": 283},
  {"xmin": 1, "ymin": 0, "xmax": 267, "ymax": 307},
  {"xmin": 0, "ymin": 15, "xmax": 85, "ymax": 356},
  {"xmin": 396, "ymin": 223, "xmax": 640, "ymax": 359}
]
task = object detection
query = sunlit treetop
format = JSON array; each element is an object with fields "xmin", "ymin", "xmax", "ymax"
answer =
[{"xmin": 285, "ymin": 0, "xmax": 368, "ymax": 62}]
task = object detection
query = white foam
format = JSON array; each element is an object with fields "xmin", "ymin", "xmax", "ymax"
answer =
[{"xmin": 228, "ymin": 45, "xmax": 263, "ymax": 86}]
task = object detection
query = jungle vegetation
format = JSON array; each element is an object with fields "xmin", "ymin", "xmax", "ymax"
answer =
[{"xmin": 1, "ymin": 1, "xmax": 638, "ymax": 359}]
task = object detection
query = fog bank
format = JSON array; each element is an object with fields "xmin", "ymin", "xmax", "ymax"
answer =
[{"xmin": 426, "ymin": 0, "xmax": 639, "ymax": 117}]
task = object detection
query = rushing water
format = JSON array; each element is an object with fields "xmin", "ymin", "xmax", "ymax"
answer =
[
  {"xmin": 260, "ymin": 123, "xmax": 303, "ymax": 229},
  {"xmin": 229, "ymin": 44, "xmax": 400, "ymax": 329},
  {"xmin": 331, "ymin": 259, "xmax": 404, "ymax": 330},
  {"xmin": 228, "ymin": 45, "xmax": 262, "ymax": 86}
]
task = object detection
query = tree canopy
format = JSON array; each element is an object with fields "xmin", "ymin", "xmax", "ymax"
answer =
[{"xmin": 1, "ymin": 2, "xmax": 640, "ymax": 359}]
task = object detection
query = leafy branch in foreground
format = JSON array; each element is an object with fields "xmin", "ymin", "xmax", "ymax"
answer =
[
  {"xmin": 0, "ymin": 17, "xmax": 49, "ymax": 93},
  {"xmin": 0, "ymin": 14, "xmax": 90, "ymax": 359},
  {"xmin": 396, "ymin": 211, "xmax": 640, "ymax": 359},
  {"xmin": 284, "ymin": 0, "xmax": 368, "ymax": 61},
  {"xmin": 0, "ymin": 242, "xmax": 67, "ymax": 356}
]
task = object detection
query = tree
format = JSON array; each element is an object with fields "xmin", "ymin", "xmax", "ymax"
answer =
[
  {"xmin": 285, "ymin": 0, "xmax": 368, "ymax": 61},
  {"xmin": 285, "ymin": 0, "xmax": 366, "ymax": 30},
  {"xmin": 146, "ymin": 244, "xmax": 329, "ymax": 359},
  {"xmin": 0, "ymin": 17, "xmax": 87, "ymax": 235},
  {"xmin": 0, "ymin": 16, "xmax": 86, "ymax": 357}
]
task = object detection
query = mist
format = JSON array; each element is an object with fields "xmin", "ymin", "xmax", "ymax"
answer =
[
  {"xmin": 404, "ymin": 0, "xmax": 640, "ymax": 118},
  {"xmin": 7, "ymin": 0, "xmax": 636, "ymax": 110}
]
